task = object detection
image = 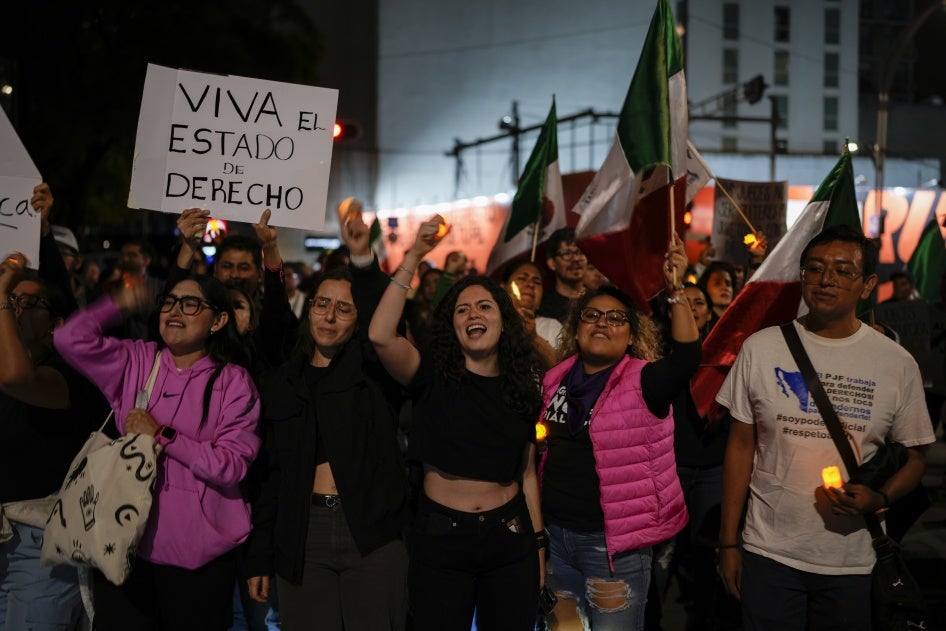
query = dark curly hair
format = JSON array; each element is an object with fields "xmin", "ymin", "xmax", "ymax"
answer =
[
  {"xmin": 427, "ymin": 275, "xmax": 544, "ymax": 417},
  {"xmin": 557, "ymin": 285, "xmax": 662, "ymax": 362}
]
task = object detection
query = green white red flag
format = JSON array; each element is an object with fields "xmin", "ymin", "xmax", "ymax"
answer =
[
  {"xmin": 486, "ymin": 99, "xmax": 565, "ymax": 276},
  {"xmin": 691, "ymin": 149, "xmax": 863, "ymax": 417},
  {"xmin": 571, "ymin": 0, "xmax": 688, "ymax": 311},
  {"xmin": 907, "ymin": 218, "xmax": 946, "ymax": 302}
]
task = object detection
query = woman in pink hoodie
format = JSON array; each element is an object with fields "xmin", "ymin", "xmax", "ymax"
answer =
[{"xmin": 55, "ymin": 274, "xmax": 260, "ymax": 630}]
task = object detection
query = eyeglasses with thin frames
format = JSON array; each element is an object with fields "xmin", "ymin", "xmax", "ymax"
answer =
[
  {"xmin": 555, "ymin": 248, "xmax": 587, "ymax": 262},
  {"xmin": 579, "ymin": 307, "xmax": 630, "ymax": 327},
  {"xmin": 310, "ymin": 296, "xmax": 357, "ymax": 320},
  {"xmin": 8, "ymin": 293, "xmax": 52, "ymax": 311},
  {"xmin": 157, "ymin": 294, "xmax": 216, "ymax": 316},
  {"xmin": 800, "ymin": 264, "xmax": 863, "ymax": 289}
]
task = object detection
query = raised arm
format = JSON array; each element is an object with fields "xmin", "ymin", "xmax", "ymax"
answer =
[
  {"xmin": 166, "ymin": 208, "xmax": 210, "ymax": 293},
  {"xmin": 664, "ymin": 233, "xmax": 699, "ymax": 345},
  {"xmin": 33, "ymin": 183, "xmax": 79, "ymax": 318},
  {"xmin": 368, "ymin": 217, "xmax": 444, "ymax": 385},
  {"xmin": 0, "ymin": 253, "xmax": 69, "ymax": 408}
]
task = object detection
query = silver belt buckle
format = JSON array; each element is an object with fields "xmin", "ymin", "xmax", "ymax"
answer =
[{"xmin": 325, "ymin": 495, "xmax": 340, "ymax": 509}]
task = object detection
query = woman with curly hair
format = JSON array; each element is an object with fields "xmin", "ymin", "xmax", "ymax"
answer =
[
  {"xmin": 369, "ymin": 217, "xmax": 546, "ymax": 631},
  {"xmin": 539, "ymin": 235, "xmax": 700, "ymax": 631}
]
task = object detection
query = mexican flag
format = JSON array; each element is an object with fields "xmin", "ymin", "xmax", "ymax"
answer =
[
  {"xmin": 572, "ymin": 0, "xmax": 687, "ymax": 312},
  {"xmin": 370, "ymin": 216, "xmax": 389, "ymax": 273},
  {"xmin": 691, "ymin": 149, "xmax": 862, "ymax": 417},
  {"xmin": 907, "ymin": 218, "xmax": 946, "ymax": 301},
  {"xmin": 486, "ymin": 100, "xmax": 565, "ymax": 276}
]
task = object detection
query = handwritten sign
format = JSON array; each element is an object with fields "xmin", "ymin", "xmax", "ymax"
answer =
[
  {"xmin": 129, "ymin": 64, "xmax": 338, "ymax": 230},
  {"xmin": 0, "ymin": 107, "xmax": 41, "ymax": 266},
  {"xmin": 712, "ymin": 178, "xmax": 787, "ymax": 267}
]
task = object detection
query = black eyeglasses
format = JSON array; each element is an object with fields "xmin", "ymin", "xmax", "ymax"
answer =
[
  {"xmin": 8, "ymin": 293, "xmax": 52, "ymax": 311},
  {"xmin": 157, "ymin": 294, "xmax": 216, "ymax": 316},
  {"xmin": 554, "ymin": 248, "xmax": 586, "ymax": 261},
  {"xmin": 579, "ymin": 307, "xmax": 630, "ymax": 327}
]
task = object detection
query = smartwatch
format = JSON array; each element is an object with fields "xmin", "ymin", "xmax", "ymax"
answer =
[{"xmin": 155, "ymin": 425, "xmax": 177, "ymax": 446}]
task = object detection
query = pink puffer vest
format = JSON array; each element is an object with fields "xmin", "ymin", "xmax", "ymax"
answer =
[{"xmin": 540, "ymin": 354, "xmax": 688, "ymax": 563}]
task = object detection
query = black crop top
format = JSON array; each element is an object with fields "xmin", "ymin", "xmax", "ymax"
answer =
[
  {"xmin": 305, "ymin": 364, "xmax": 330, "ymax": 466},
  {"xmin": 408, "ymin": 365, "xmax": 535, "ymax": 483}
]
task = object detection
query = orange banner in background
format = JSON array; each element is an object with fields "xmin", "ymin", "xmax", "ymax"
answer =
[{"xmin": 374, "ymin": 183, "xmax": 945, "ymax": 303}]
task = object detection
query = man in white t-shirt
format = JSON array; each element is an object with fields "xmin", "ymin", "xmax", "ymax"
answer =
[{"xmin": 715, "ymin": 225, "xmax": 935, "ymax": 630}]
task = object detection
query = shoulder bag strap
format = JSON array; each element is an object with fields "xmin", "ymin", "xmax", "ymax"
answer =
[
  {"xmin": 779, "ymin": 323, "xmax": 884, "ymax": 538},
  {"xmin": 134, "ymin": 350, "xmax": 162, "ymax": 409}
]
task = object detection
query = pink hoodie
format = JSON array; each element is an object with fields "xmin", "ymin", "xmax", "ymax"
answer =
[{"xmin": 55, "ymin": 297, "xmax": 261, "ymax": 569}]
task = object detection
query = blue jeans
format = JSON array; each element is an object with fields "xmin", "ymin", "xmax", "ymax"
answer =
[
  {"xmin": 544, "ymin": 523, "xmax": 651, "ymax": 631},
  {"xmin": 0, "ymin": 521, "xmax": 81, "ymax": 631}
]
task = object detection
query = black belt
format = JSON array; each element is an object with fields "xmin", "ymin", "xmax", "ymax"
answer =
[{"xmin": 312, "ymin": 493, "xmax": 341, "ymax": 509}]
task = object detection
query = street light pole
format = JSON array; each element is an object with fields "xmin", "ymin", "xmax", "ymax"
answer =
[
  {"xmin": 769, "ymin": 95, "xmax": 780, "ymax": 181},
  {"xmin": 873, "ymin": 0, "xmax": 946, "ymax": 236}
]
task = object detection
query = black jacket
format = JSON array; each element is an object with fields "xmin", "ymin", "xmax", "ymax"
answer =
[{"xmin": 243, "ymin": 261, "xmax": 407, "ymax": 584}]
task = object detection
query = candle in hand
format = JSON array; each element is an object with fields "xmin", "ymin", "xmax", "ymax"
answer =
[{"xmin": 822, "ymin": 466, "xmax": 842, "ymax": 491}]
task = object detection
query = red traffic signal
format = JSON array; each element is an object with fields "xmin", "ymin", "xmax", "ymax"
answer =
[{"xmin": 333, "ymin": 120, "xmax": 362, "ymax": 142}]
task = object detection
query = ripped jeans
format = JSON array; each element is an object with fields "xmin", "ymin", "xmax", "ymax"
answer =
[{"xmin": 544, "ymin": 523, "xmax": 651, "ymax": 631}]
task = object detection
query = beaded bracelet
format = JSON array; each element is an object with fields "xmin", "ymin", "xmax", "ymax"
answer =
[
  {"xmin": 389, "ymin": 276, "xmax": 411, "ymax": 291},
  {"xmin": 666, "ymin": 289, "xmax": 687, "ymax": 305}
]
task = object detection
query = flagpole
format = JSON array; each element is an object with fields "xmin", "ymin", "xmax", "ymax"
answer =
[
  {"xmin": 529, "ymin": 216, "xmax": 541, "ymax": 262},
  {"xmin": 715, "ymin": 179, "xmax": 759, "ymax": 235},
  {"xmin": 669, "ymin": 177, "xmax": 677, "ymax": 287}
]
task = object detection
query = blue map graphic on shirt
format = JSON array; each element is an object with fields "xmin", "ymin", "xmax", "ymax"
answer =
[{"xmin": 775, "ymin": 367, "xmax": 811, "ymax": 413}]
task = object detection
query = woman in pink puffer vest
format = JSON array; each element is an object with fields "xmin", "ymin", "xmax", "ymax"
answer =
[{"xmin": 538, "ymin": 235, "xmax": 700, "ymax": 631}]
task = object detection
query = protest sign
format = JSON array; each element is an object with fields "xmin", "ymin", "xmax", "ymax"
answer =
[
  {"xmin": 711, "ymin": 177, "xmax": 787, "ymax": 267},
  {"xmin": 129, "ymin": 64, "xmax": 338, "ymax": 231},
  {"xmin": 0, "ymin": 107, "xmax": 41, "ymax": 266}
]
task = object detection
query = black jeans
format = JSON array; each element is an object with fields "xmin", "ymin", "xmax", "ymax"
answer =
[
  {"xmin": 276, "ymin": 501, "xmax": 408, "ymax": 631},
  {"xmin": 92, "ymin": 552, "xmax": 235, "ymax": 631},
  {"xmin": 409, "ymin": 492, "xmax": 539, "ymax": 631}
]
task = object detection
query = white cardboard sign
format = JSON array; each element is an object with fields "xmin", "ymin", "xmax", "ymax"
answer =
[
  {"xmin": 0, "ymin": 107, "xmax": 41, "ymax": 266},
  {"xmin": 129, "ymin": 64, "xmax": 338, "ymax": 230}
]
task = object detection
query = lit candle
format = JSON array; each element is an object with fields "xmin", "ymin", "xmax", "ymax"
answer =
[
  {"xmin": 535, "ymin": 421, "xmax": 548, "ymax": 442},
  {"xmin": 337, "ymin": 197, "xmax": 362, "ymax": 225},
  {"xmin": 436, "ymin": 215, "xmax": 449, "ymax": 238},
  {"xmin": 743, "ymin": 233, "xmax": 758, "ymax": 247},
  {"xmin": 822, "ymin": 465, "xmax": 843, "ymax": 491},
  {"xmin": 510, "ymin": 281, "xmax": 521, "ymax": 301}
]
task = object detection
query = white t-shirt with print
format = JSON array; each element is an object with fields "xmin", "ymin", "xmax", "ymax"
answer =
[{"xmin": 716, "ymin": 320, "xmax": 935, "ymax": 575}]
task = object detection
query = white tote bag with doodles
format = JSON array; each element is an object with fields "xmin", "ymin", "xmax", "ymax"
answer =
[{"xmin": 41, "ymin": 351, "xmax": 163, "ymax": 586}]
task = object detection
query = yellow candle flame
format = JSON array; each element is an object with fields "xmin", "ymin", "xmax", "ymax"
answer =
[
  {"xmin": 743, "ymin": 233, "xmax": 758, "ymax": 247},
  {"xmin": 510, "ymin": 281, "xmax": 521, "ymax": 301},
  {"xmin": 436, "ymin": 216, "xmax": 449, "ymax": 238},
  {"xmin": 822, "ymin": 466, "xmax": 843, "ymax": 490},
  {"xmin": 535, "ymin": 421, "xmax": 548, "ymax": 442}
]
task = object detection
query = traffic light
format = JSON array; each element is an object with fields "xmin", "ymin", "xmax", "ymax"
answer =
[
  {"xmin": 333, "ymin": 120, "xmax": 362, "ymax": 142},
  {"xmin": 743, "ymin": 75, "xmax": 767, "ymax": 104}
]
